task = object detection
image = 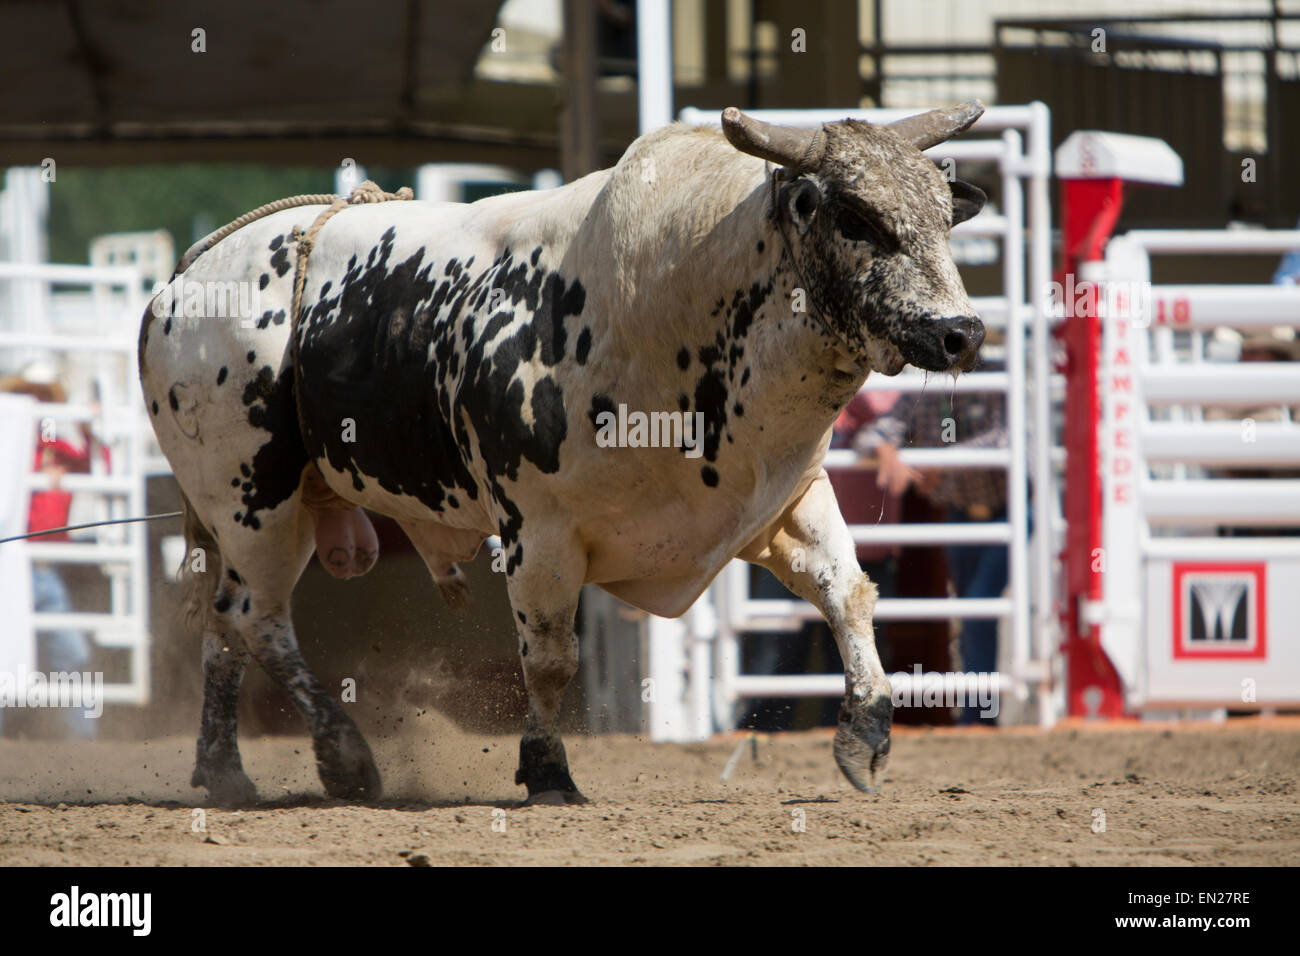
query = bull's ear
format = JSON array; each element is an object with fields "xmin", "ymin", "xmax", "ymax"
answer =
[
  {"xmin": 779, "ymin": 178, "xmax": 821, "ymax": 235},
  {"xmin": 951, "ymin": 179, "xmax": 986, "ymax": 226}
]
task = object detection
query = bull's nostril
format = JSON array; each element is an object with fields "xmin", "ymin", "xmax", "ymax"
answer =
[{"xmin": 943, "ymin": 331, "xmax": 966, "ymax": 356}]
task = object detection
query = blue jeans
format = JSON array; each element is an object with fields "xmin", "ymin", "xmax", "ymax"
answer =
[
  {"xmin": 945, "ymin": 508, "xmax": 1009, "ymax": 726},
  {"xmin": 0, "ymin": 565, "xmax": 99, "ymax": 740}
]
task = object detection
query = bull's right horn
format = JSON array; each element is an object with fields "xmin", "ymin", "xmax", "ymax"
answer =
[
  {"xmin": 886, "ymin": 99, "xmax": 986, "ymax": 151},
  {"xmin": 721, "ymin": 107, "xmax": 825, "ymax": 172}
]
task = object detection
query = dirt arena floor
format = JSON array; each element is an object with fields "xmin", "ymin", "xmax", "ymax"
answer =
[{"xmin": 1, "ymin": 718, "xmax": 1297, "ymax": 866}]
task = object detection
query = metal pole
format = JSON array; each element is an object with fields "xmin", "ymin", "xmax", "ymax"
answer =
[
  {"xmin": 635, "ymin": 0, "xmax": 691, "ymax": 740},
  {"xmin": 1001, "ymin": 129, "xmax": 1031, "ymax": 709},
  {"xmin": 560, "ymin": 0, "xmax": 600, "ymax": 181},
  {"xmin": 637, "ymin": 0, "xmax": 674, "ymax": 134},
  {"xmin": 1026, "ymin": 101, "xmax": 1057, "ymax": 726}
]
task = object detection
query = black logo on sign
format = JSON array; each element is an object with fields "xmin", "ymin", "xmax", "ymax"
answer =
[
  {"xmin": 1188, "ymin": 579, "xmax": 1249, "ymax": 642},
  {"xmin": 1173, "ymin": 563, "xmax": 1265, "ymax": 659}
]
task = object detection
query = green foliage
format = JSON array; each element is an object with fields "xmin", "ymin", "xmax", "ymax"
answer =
[{"xmin": 46, "ymin": 165, "xmax": 415, "ymax": 265}]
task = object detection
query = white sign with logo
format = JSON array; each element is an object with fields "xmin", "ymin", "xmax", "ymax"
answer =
[{"xmin": 1146, "ymin": 558, "xmax": 1300, "ymax": 707}]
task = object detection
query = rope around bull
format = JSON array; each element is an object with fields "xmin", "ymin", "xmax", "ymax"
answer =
[{"xmin": 177, "ymin": 178, "xmax": 414, "ymax": 326}]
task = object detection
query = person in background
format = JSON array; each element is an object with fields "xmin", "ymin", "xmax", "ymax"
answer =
[
  {"xmin": 1272, "ymin": 218, "xmax": 1300, "ymax": 285},
  {"xmin": 0, "ymin": 369, "xmax": 102, "ymax": 740},
  {"xmin": 854, "ymin": 374, "xmax": 1008, "ymax": 726}
]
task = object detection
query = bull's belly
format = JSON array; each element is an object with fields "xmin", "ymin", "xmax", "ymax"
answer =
[
  {"xmin": 577, "ymin": 484, "xmax": 805, "ymax": 618},
  {"xmin": 587, "ymin": 520, "xmax": 751, "ymax": 617},
  {"xmin": 312, "ymin": 456, "xmax": 492, "ymax": 533}
]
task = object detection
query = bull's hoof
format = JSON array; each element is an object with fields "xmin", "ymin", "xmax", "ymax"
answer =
[
  {"xmin": 522, "ymin": 789, "xmax": 590, "ymax": 807},
  {"xmin": 191, "ymin": 765, "xmax": 258, "ymax": 807},
  {"xmin": 515, "ymin": 736, "xmax": 584, "ymax": 804},
  {"xmin": 314, "ymin": 725, "xmax": 383, "ymax": 801},
  {"xmin": 833, "ymin": 692, "xmax": 893, "ymax": 794}
]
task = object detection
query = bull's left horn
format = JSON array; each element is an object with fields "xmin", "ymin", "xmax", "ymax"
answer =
[
  {"xmin": 886, "ymin": 99, "xmax": 985, "ymax": 151},
  {"xmin": 721, "ymin": 107, "xmax": 825, "ymax": 172}
]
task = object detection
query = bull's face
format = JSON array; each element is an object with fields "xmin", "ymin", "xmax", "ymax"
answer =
[{"xmin": 722, "ymin": 103, "xmax": 987, "ymax": 376}]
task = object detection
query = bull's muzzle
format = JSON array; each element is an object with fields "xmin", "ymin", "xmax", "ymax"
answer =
[{"xmin": 900, "ymin": 315, "xmax": 985, "ymax": 372}]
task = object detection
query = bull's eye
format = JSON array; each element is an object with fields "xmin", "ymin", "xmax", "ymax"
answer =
[{"xmin": 836, "ymin": 206, "xmax": 896, "ymax": 251}]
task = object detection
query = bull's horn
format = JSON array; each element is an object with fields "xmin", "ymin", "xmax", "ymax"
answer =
[
  {"xmin": 886, "ymin": 99, "xmax": 985, "ymax": 151},
  {"xmin": 721, "ymin": 107, "xmax": 825, "ymax": 171}
]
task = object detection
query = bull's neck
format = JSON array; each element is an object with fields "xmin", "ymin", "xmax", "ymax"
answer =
[{"xmin": 644, "ymin": 180, "xmax": 866, "ymax": 448}]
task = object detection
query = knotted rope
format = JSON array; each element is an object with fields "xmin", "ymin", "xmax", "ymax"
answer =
[
  {"xmin": 175, "ymin": 179, "xmax": 414, "ymax": 325},
  {"xmin": 287, "ymin": 180, "xmax": 414, "ymax": 328}
]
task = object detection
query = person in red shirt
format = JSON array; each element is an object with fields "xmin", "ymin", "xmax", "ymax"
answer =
[{"xmin": 1, "ymin": 374, "xmax": 100, "ymax": 740}]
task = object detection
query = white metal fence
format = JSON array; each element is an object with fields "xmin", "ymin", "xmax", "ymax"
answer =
[{"xmin": 0, "ymin": 261, "xmax": 153, "ymax": 705}]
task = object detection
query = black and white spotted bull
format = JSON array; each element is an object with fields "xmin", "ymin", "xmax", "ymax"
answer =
[{"xmin": 139, "ymin": 102, "xmax": 988, "ymax": 805}]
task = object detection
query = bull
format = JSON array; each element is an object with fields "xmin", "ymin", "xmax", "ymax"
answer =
[{"xmin": 139, "ymin": 101, "xmax": 987, "ymax": 805}]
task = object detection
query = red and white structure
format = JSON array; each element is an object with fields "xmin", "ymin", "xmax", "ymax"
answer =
[
  {"xmin": 1057, "ymin": 131, "xmax": 1300, "ymax": 715},
  {"xmin": 1056, "ymin": 130, "xmax": 1185, "ymax": 718},
  {"xmin": 1086, "ymin": 230, "xmax": 1300, "ymax": 713}
]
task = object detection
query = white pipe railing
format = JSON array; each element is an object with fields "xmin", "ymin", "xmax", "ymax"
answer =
[
  {"xmin": 824, "ymin": 447, "xmax": 1010, "ymax": 469},
  {"xmin": 1142, "ymin": 480, "xmax": 1300, "ymax": 524},
  {"xmin": 731, "ymin": 670, "xmax": 1018, "ymax": 698},
  {"xmin": 1124, "ymin": 230, "xmax": 1300, "ymax": 254},
  {"xmin": 736, "ymin": 597, "xmax": 1013, "ymax": 627},
  {"xmin": 846, "ymin": 522, "xmax": 1011, "ymax": 545},
  {"xmin": 1142, "ymin": 422, "xmax": 1300, "ymax": 463},
  {"xmin": 4, "ymin": 262, "xmax": 151, "ymax": 707},
  {"xmin": 858, "ymin": 370, "xmax": 1009, "ymax": 392},
  {"xmin": 1144, "ymin": 537, "xmax": 1300, "ymax": 560},
  {"xmin": 0, "ymin": 262, "xmax": 141, "ymax": 284},
  {"xmin": 1142, "ymin": 365, "xmax": 1300, "ymax": 405},
  {"xmin": 1149, "ymin": 286, "xmax": 1300, "ymax": 328}
]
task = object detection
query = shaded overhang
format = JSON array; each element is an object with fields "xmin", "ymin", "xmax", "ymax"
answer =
[{"xmin": 0, "ymin": 0, "xmax": 634, "ymax": 169}]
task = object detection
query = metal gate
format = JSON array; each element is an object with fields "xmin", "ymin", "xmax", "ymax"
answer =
[{"xmin": 0, "ymin": 260, "xmax": 153, "ymax": 706}]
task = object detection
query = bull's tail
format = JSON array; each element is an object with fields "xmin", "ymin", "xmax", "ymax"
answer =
[{"xmin": 178, "ymin": 492, "xmax": 222, "ymax": 636}]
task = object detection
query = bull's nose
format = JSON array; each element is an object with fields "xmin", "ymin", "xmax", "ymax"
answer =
[{"xmin": 938, "ymin": 315, "xmax": 985, "ymax": 367}]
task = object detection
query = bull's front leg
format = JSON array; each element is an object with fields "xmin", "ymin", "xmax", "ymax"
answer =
[
  {"xmin": 504, "ymin": 525, "xmax": 588, "ymax": 805},
  {"xmin": 740, "ymin": 471, "xmax": 893, "ymax": 792}
]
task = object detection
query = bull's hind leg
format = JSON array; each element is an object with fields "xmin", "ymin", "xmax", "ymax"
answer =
[
  {"xmin": 193, "ymin": 499, "xmax": 381, "ymax": 802},
  {"xmin": 503, "ymin": 526, "xmax": 588, "ymax": 805},
  {"xmin": 231, "ymin": 603, "xmax": 381, "ymax": 801},
  {"xmin": 740, "ymin": 472, "xmax": 893, "ymax": 792},
  {"xmin": 191, "ymin": 628, "xmax": 257, "ymax": 805},
  {"xmin": 213, "ymin": 542, "xmax": 382, "ymax": 802},
  {"xmin": 179, "ymin": 501, "xmax": 258, "ymax": 805}
]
